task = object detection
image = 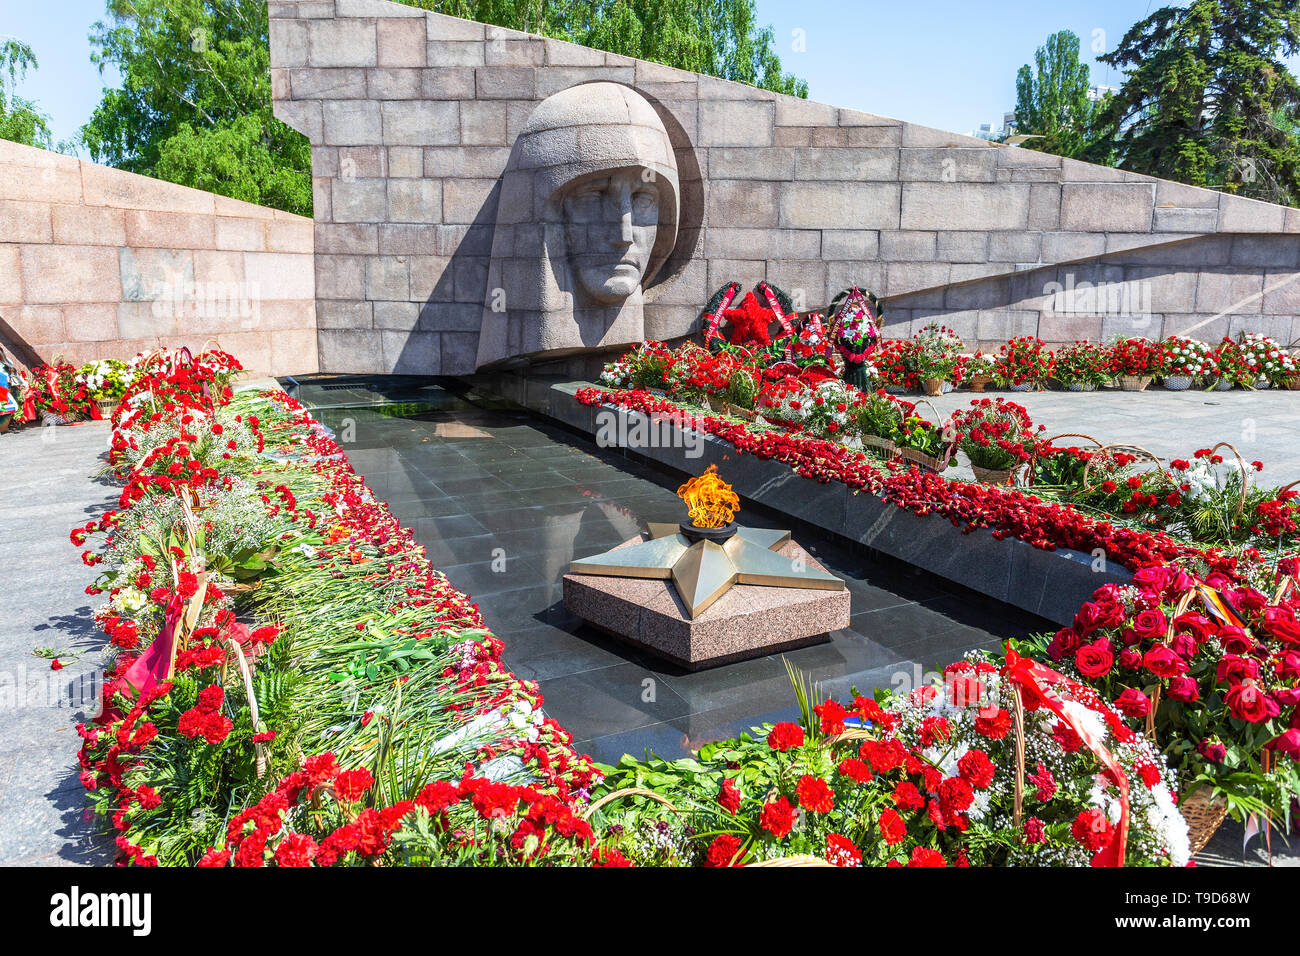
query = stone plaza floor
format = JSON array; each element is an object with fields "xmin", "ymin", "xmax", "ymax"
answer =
[
  {"xmin": 922, "ymin": 386, "xmax": 1300, "ymax": 487},
  {"xmin": 0, "ymin": 420, "xmax": 115, "ymax": 866}
]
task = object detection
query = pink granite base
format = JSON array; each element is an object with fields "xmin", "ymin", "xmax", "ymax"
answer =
[{"xmin": 563, "ymin": 537, "xmax": 850, "ymax": 669}]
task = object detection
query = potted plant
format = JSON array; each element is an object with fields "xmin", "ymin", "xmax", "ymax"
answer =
[
  {"xmin": 993, "ymin": 336, "xmax": 1055, "ymax": 391},
  {"xmin": 1050, "ymin": 340, "xmax": 1110, "ymax": 391},
  {"xmin": 912, "ymin": 323, "xmax": 964, "ymax": 396},
  {"xmin": 1108, "ymin": 337, "xmax": 1162, "ymax": 391},
  {"xmin": 1158, "ymin": 335, "xmax": 1213, "ymax": 390},
  {"xmin": 850, "ymin": 389, "xmax": 904, "ymax": 459},
  {"xmin": 946, "ymin": 397, "xmax": 1043, "ymax": 485}
]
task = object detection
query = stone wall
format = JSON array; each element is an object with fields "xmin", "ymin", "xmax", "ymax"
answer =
[
  {"xmin": 0, "ymin": 139, "xmax": 317, "ymax": 375},
  {"xmin": 271, "ymin": 0, "xmax": 1300, "ymax": 374}
]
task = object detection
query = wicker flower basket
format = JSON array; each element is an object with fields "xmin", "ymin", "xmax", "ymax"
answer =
[
  {"xmin": 970, "ymin": 464, "xmax": 1015, "ymax": 486},
  {"xmin": 1285, "ymin": 374, "xmax": 1300, "ymax": 391},
  {"xmin": 1181, "ymin": 787, "xmax": 1229, "ymax": 855},
  {"xmin": 860, "ymin": 435, "xmax": 900, "ymax": 460},
  {"xmin": 899, "ymin": 447, "xmax": 945, "ymax": 473},
  {"xmin": 1117, "ymin": 374, "xmax": 1152, "ymax": 392},
  {"xmin": 922, "ymin": 377, "xmax": 945, "ymax": 397},
  {"xmin": 967, "ymin": 373, "xmax": 994, "ymax": 393},
  {"xmin": 1163, "ymin": 375, "xmax": 1194, "ymax": 390}
]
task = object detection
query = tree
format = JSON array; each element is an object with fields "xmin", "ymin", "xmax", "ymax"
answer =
[
  {"xmin": 1098, "ymin": 0, "xmax": 1300, "ymax": 205},
  {"xmin": 0, "ymin": 40, "xmax": 54, "ymax": 149},
  {"xmin": 1011, "ymin": 30, "xmax": 1111, "ymax": 161},
  {"xmin": 82, "ymin": 0, "xmax": 311, "ymax": 215},
  {"xmin": 411, "ymin": 0, "xmax": 808, "ymax": 96}
]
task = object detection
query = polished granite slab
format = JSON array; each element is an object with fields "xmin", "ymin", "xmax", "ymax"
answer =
[{"xmin": 297, "ymin": 380, "xmax": 1052, "ymax": 767}]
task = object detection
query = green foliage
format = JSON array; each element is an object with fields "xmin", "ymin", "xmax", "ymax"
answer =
[
  {"xmin": 0, "ymin": 39, "xmax": 55, "ymax": 149},
  {"xmin": 82, "ymin": 0, "xmax": 311, "ymax": 214},
  {"xmin": 408, "ymin": 0, "xmax": 807, "ymax": 96},
  {"xmin": 1098, "ymin": 0, "xmax": 1300, "ymax": 205},
  {"xmin": 1012, "ymin": 30, "xmax": 1112, "ymax": 161}
]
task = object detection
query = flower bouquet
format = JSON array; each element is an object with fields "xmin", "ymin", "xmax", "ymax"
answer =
[
  {"xmin": 946, "ymin": 397, "xmax": 1044, "ymax": 485},
  {"xmin": 1235, "ymin": 332, "xmax": 1296, "ymax": 388},
  {"xmin": 913, "ymin": 323, "xmax": 965, "ymax": 396},
  {"xmin": 962, "ymin": 352, "xmax": 997, "ymax": 392},
  {"xmin": 757, "ymin": 375, "xmax": 862, "ymax": 440},
  {"xmin": 874, "ymin": 339, "xmax": 919, "ymax": 393},
  {"xmin": 1159, "ymin": 336, "xmax": 1214, "ymax": 390},
  {"xmin": 1051, "ymin": 341, "xmax": 1111, "ymax": 392},
  {"xmin": 993, "ymin": 336, "xmax": 1055, "ymax": 390},
  {"xmin": 21, "ymin": 362, "xmax": 100, "ymax": 424},
  {"xmin": 1108, "ymin": 337, "xmax": 1163, "ymax": 391},
  {"xmin": 594, "ymin": 658, "xmax": 1191, "ymax": 866},
  {"xmin": 1038, "ymin": 567, "xmax": 1300, "ymax": 852}
]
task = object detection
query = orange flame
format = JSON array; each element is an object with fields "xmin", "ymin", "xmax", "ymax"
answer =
[{"xmin": 676, "ymin": 465, "xmax": 739, "ymax": 528}]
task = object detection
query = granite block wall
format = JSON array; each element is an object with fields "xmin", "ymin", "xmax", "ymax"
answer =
[
  {"xmin": 271, "ymin": 0, "xmax": 1300, "ymax": 374},
  {"xmin": 0, "ymin": 139, "xmax": 318, "ymax": 375}
]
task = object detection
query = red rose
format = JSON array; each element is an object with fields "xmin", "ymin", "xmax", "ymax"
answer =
[
  {"xmin": 1263, "ymin": 606, "xmax": 1300, "ymax": 645},
  {"xmin": 1268, "ymin": 729, "xmax": 1300, "ymax": 758},
  {"xmin": 1114, "ymin": 688, "xmax": 1151, "ymax": 719},
  {"xmin": 1225, "ymin": 683, "xmax": 1280, "ymax": 723},
  {"xmin": 1216, "ymin": 655, "xmax": 1259, "ymax": 685},
  {"xmin": 1142, "ymin": 645, "xmax": 1187, "ymax": 678},
  {"xmin": 1075, "ymin": 639, "xmax": 1115, "ymax": 679},
  {"xmin": 1166, "ymin": 675, "xmax": 1200, "ymax": 702},
  {"xmin": 1132, "ymin": 608, "xmax": 1167, "ymax": 641},
  {"xmin": 1197, "ymin": 738, "xmax": 1226, "ymax": 764}
]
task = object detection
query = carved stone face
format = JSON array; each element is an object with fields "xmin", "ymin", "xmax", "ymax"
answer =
[{"xmin": 560, "ymin": 168, "xmax": 661, "ymax": 305}]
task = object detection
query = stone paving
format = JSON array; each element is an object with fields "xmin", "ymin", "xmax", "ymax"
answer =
[
  {"xmin": 0, "ymin": 419, "xmax": 115, "ymax": 865},
  {"xmin": 921, "ymin": 386, "xmax": 1300, "ymax": 487}
]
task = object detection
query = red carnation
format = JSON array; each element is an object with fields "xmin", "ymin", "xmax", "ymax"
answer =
[
  {"xmin": 767, "ymin": 721, "xmax": 805, "ymax": 752},
  {"xmin": 796, "ymin": 775, "xmax": 835, "ymax": 813},
  {"xmin": 760, "ymin": 797, "xmax": 797, "ymax": 838},
  {"xmin": 717, "ymin": 778, "xmax": 741, "ymax": 814},
  {"xmin": 878, "ymin": 808, "xmax": 907, "ymax": 845}
]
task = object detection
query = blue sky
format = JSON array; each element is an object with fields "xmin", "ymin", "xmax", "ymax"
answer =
[{"xmin": 0, "ymin": 0, "xmax": 1239, "ymax": 149}]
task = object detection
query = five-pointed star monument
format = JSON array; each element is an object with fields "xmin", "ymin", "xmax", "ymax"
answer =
[{"xmin": 568, "ymin": 523, "xmax": 845, "ymax": 618}]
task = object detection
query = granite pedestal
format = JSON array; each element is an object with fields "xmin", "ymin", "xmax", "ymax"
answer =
[{"xmin": 563, "ymin": 536, "xmax": 850, "ymax": 669}]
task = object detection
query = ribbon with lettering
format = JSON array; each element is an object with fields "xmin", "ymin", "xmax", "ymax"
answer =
[
  {"xmin": 1003, "ymin": 644, "xmax": 1130, "ymax": 867},
  {"xmin": 702, "ymin": 281, "xmax": 741, "ymax": 347}
]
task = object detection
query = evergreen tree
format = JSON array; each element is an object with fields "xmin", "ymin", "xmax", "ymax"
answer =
[
  {"xmin": 1098, "ymin": 0, "xmax": 1300, "ymax": 205},
  {"xmin": 1011, "ymin": 30, "xmax": 1111, "ymax": 161}
]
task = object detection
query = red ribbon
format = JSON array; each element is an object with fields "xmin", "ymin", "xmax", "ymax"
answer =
[
  {"xmin": 1003, "ymin": 645, "xmax": 1130, "ymax": 866},
  {"xmin": 122, "ymin": 595, "xmax": 184, "ymax": 697}
]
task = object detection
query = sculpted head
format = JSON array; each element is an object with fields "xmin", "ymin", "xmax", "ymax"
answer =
[
  {"xmin": 478, "ymin": 83, "xmax": 680, "ymax": 368},
  {"xmin": 561, "ymin": 167, "xmax": 662, "ymax": 305}
]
